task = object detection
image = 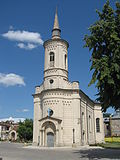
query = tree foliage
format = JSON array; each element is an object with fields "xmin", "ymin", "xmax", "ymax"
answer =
[
  {"xmin": 84, "ymin": 0, "xmax": 120, "ymax": 112},
  {"xmin": 17, "ymin": 119, "xmax": 33, "ymax": 142}
]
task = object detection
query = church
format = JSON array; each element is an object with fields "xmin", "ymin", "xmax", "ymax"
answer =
[{"xmin": 33, "ymin": 10, "xmax": 104, "ymax": 147}]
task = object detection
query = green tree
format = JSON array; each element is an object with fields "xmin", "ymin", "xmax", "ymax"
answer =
[
  {"xmin": 84, "ymin": 0, "xmax": 120, "ymax": 112},
  {"xmin": 17, "ymin": 119, "xmax": 33, "ymax": 142}
]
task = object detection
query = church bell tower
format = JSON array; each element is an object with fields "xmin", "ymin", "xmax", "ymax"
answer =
[{"xmin": 43, "ymin": 9, "xmax": 69, "ymax": 89}]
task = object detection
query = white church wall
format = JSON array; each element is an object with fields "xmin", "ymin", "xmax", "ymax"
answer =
[
  {"xmin": 72, "ymin": 97, "xmax": 81, "ymax": 146},
  {"xmin": 87, "ymin": 105, "xmax": 95, "ymax": 144},
  {"xmin": 80, "ymin": 95, "xmax": 96, "ymax": 145},
  {"xmin": 80, "ymin": 99, "xmax": 87, "ymax": 145},
  {"xmin": 94, "ymin": 104, "xmax": 104, "ymax": 143},
  {"xmin": 33, "ymin": 96, "xmax": 41, "ymax": 145}
]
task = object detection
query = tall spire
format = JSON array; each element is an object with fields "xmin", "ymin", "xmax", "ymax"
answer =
[
  {"xmin": 53, "ymin": 7, "xmax": 59, "ymax": 30},
  {"xmin": 52, "ymin": 7, "xmax": 61, "ymax": 39}
]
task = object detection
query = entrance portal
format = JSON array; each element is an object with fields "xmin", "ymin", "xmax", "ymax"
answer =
[
  {"xmin": 11, "ymin": 132, "xmax": 15, "ymax": 141},
  {"xmin": 47, "ymin": 132, "xmax": 54, "ymax": 147}
]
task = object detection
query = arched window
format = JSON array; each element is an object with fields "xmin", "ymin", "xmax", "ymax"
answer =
[
  {"xmin": 89, "ymin": 115, "xmax": 92, "ymax": 133},
  {"xmin": 96, "ymin": 118, "xmax": 100, "ymax": 132},
  {"xmin": 50, "ymin": 52, "xmax": 54, "ymax": 61},
  {"xmin": 82, "ymin": 112, "xmax": 84, "ymax": 129},
  {"xmin": 50, "ymin": 52, "xmax": 54, "ymax": 67},
  {"xmin": 65, "ymin": 54, "xmax": 67, "ymax": 69}
]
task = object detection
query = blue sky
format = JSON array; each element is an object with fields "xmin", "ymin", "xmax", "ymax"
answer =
[{"xmin": 0, "ymin": 0, "xmax": 116, "ymax": 119}]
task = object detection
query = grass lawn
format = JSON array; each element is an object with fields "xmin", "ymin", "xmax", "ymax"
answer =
[
  {"xmin": 99, "ymin": 142, "xmax": 120, "ymax": 149},
  {"xmin": 90, "ymin": 137, "xmax": 120, "ymax": 149}
]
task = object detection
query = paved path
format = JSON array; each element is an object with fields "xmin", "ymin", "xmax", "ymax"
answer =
[{"xmin": 0, "ymin": 142, "xmax": 120, "ymax": 160}]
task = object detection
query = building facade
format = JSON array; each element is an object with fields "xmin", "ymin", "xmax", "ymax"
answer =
[
  {"xmin": 0, "ymin": 122, "xmax": 18, "ymax": 141},
  {"xmin": 104, "ymin": 109, "xmax": 120, "ymax": 137},
  {"xmin": 0, "ymin": 117, "xmax": 25, "ymax": 141},
  {"xmin": 33, "ymin": 10, "xmax": 104, "ymax": 147}
]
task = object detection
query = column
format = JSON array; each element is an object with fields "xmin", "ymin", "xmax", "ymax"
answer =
[
  {"xmin": 56, "ymin": 129, "xmax": 59, "ymax": 146},
  {"xmin": 40, "ymin": 130, "xmax": 43, "ymax": 146},
  {"xmin": 43, "ymin": 130, "xmax": 45, "ymax": 146}
]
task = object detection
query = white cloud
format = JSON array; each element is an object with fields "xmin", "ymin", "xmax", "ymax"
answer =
[
  {"xmin": 0, "ymin": 73, "xmax": 25, "ymax": 87},
  {"xmin": 22, "ymin": 109, "xmax": 29, "ymax": 112},
  {"xmin": 17, "ymin": 43, "xmax": 37, "ymax": 50},
  {"xmin": 9, "ymin": 25, "xmax": 14, "ymax": 30},
  {"xmin": 16, "ymin": 108, "xmax": 29, "ymax": 113},
  {"xmin": 2, "ymin": 30, "xmax": 43, "ymax": 44},
  {"xmin": 2, "ymin": 30, "xmax": 44, "ymax": 50}
]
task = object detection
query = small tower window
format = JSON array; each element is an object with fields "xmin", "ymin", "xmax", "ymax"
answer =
[
  {"xmin": 50, "ymin": 52, "xmax": 54, "ymax": 67},
  {"xmin": 50, "ymin": 52, "xmax": 54, "ymax": 61},
  {"xmin": 50, "ymin": 79, "xmax": 54, "ymax": 84},
  {"xmin": 65, "ymin": 54, "xmax": 67, "ymax": 69},
  {"xmin": 96, "ymin": 118, "xmax": 100, "ymax": 132}
]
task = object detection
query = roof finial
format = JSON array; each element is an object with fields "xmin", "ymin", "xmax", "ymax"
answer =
[
  {"xmin": 52, "ymin": 7, "xmax": 61, "ymax": 39},
  {"xmin": 53, "ymin": 6, "xmax": 59, "ymax": 30}
]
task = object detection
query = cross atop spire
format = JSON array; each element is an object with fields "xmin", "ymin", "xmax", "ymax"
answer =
[{"xmin": 52, "ymin": 7, "xmax": 61, "ymax": 39}]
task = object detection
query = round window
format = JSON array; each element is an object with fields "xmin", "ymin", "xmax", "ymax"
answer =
[{"xmin": 50, "ymin": 79, "xmax": 54, "ymax": 84}]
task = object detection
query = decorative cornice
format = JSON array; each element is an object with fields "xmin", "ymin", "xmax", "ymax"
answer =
[
  {"xmin": 32, "ymin": 88, "xmax": 80, "ymax": 97},
  {"xmin": 44, "ymin": 67, "xmax": 68, "ymax": 74},
  {"xmin": 43, "ymin": 39, "xmax": 69, "ymax": 48},
  {"xmin": 39, "ymin": 116, "xmax": 62, "ymax": 123}
]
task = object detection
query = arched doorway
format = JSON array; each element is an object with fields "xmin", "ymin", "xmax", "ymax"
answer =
[
  {"xmin": 41, "ymin": 121, "xmax": 56, "ymax": 147},
  {"xmin": 47, "ymin": 132, "xmax": 54, "ymax": 147},
  {"xmin": 11, "ymin": 132, "xmax": 15, "ymax": 141}
]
